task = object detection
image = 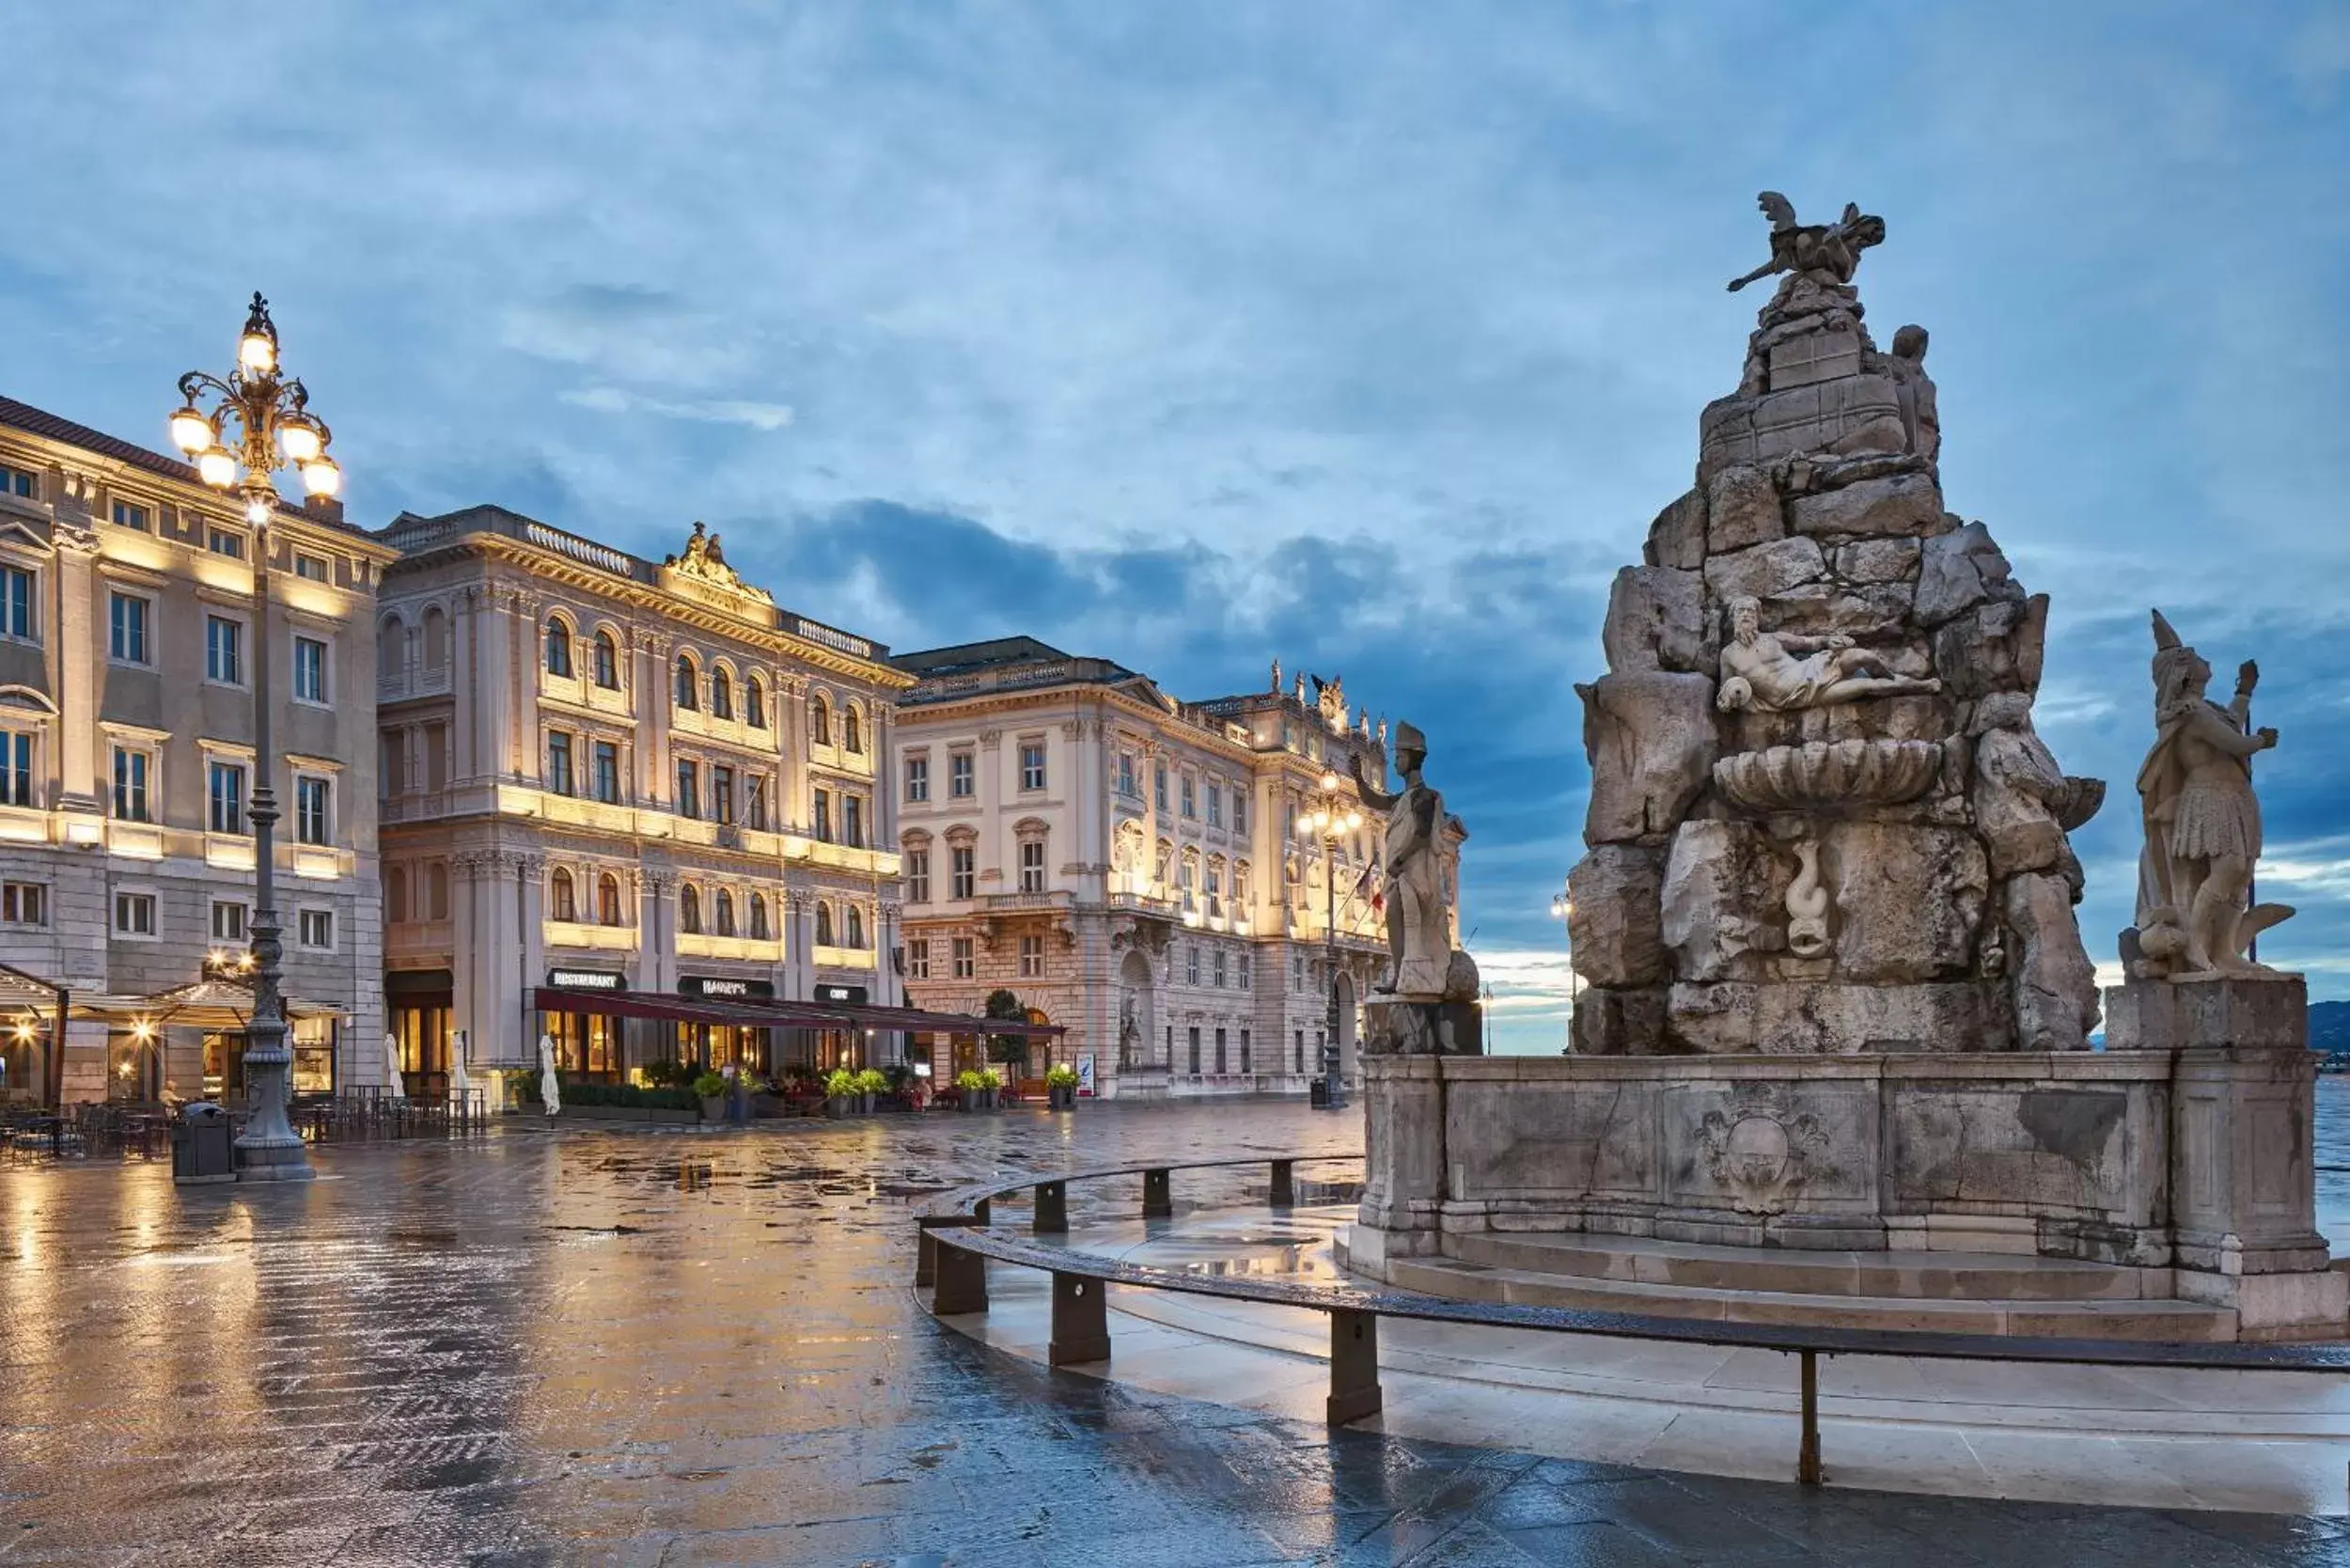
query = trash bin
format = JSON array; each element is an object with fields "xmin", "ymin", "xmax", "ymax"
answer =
[
  {"xmin": 1308, "ymin": 1077, "xmax": 1330, "ymax": 1108},
  {"xmin": 173, "ymin": 1102, "xmax": 237, "ymax": 1186}
]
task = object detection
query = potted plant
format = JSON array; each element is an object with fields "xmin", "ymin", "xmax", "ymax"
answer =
[
  {"xmin": 742, "ymin": 1071, "xmax": 780, "ymax": 1119},
  {"xmin": 692, "ymin": 1070, "xmax": 728, "ymax": 1122},
  {"xmin": 979, "ymin": 1066, "xmax": 1005, "ymax": 1109},
  {"xmin": 852, "ymin": 1067, "xmax": 886, "ymax": 1113},
  {"xmin": 824, "ymin": 1067, "xmax": 860, "ymax": 1119},
  {"xmin": 1044, "ymin": 1063, "xmax": 1080, "ymax": 1110},
  {"xmin": 954, "ymin": 1068, "xmax": 985, "ymax": 1111}
]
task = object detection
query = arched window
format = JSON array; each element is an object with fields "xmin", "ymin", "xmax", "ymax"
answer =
[
  {"xmin": 843, "ymin": 704, "xmax": 863, "ymax": 754},
  {"xmin": 815, "ymin": 901, "xmax": 835, "ymax": 947},
  {"xmin": 592, "ymin": 631, "xmax": 619, "ymax": 690},
  {"xmin": 745, "ymin": 676, "xmax": 766, "ymax": 729},
  {"xmin": 711, "ymin": 666, "xmax": 733, "ymax": 720},
  {"xmin": 550, "ymin": 868, "xmax": 576, "ymax": 922},
  {"xmin": 544, "ymin": 616, "xmax": 573, "ymax": 678},
  {"xmin": 674, "ymin": 653, "xmax": 698, "ymax": 711},
  {"xmin": 846, "ymin": 904, "xmax": 865, "ymax": 949},
  {"xmin": 680, "ymin": 884, "xmax": 702, "ymax": 935},
  {"xmin": 421, "ymin": 606, "xmax": 447, "ymax": 674},
  {"xmin": 597, "ymin": 872, "xmax": 622, "ymax": 927},
  {"xmin": 749, "ymin": 893, "xmax": 770, "ymax": 940},
  {"xmin": 715, "ymin": 888, "xmax": 736, "ymax": 937},
  {"xmin": 377, "ymin": 614, "xmax": 406, "ymax": 681},
  {"xmin": 810, "ymin": 695, "xmax": 831, "ymax": 745},
  {"xmin": 384, "ymin": 865, "xmax": 408, "ymax": 923}
]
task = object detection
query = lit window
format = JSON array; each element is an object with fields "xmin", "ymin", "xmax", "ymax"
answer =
[
  {"xmin": 115, "ymin": 891, "xmax": 157, "ymax": 936},
  {"xmin": 111, "ymin": 747, "xmax": 149, "ymax": 821},
  {"xmin": 108, "ymin": 593, "xmax": 151, "ymax": 665},
  {"xmin": 297, "ymin": 909, "xmax": 334, "ymax": 949},
  {"xmin": 295, "ymin": 776, "xmax": 331, "ymax": 845},
  {"xmin": 111, "ymin": 499, "xmax": 149, "ymax": 532},
  {"xmin": 206, "ymin": 760, "xmax": 245, "ymax": 834},
  {"xmin": 204, "ymin": 615, "xmax": 243, "ymax": 684},
  {"xmin": 293, "ymin": 635, "xmax": 328, "ymax": 704}
]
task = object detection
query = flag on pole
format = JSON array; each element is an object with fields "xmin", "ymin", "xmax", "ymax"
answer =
[{"xmin": 1352, "ymin": 860, "xmax": 1382, "ymax": 914}]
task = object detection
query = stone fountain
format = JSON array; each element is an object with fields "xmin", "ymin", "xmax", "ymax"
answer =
[{"xmin": 1347, "ymin": 194, "xmax": 2344, "ymax": 1341}]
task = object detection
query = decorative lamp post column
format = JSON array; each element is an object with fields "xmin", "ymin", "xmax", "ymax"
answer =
[
  {"xmin": 1302, "ymin": 770, "xmax": 1361, "ymax": 1109},
  {"xmin": 169, "ymin": 293, "xmax": 343, "ymax": 1183},
  {"xmin": 1549, "ymin": 889, "xmax": 1577, "ymax": 1049}
]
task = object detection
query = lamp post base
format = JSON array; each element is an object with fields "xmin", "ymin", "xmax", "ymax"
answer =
[{"xmin": 234, "ymin": 1136, "xmax": 315, "ymax": 1183}]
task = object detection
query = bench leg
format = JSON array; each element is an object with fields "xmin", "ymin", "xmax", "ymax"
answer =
[
  {"xmin": 1142, "ymin": 1168, "xmax": 1172, "ymax": 1218},
  {"xmin": 1797, "ymin": 1348, "xmax": 1823, "ymax": 1486},
  {"xmin": 1270, "ymin": 1159, "xmax": 1295, "ymax": 1209},
  {"xmin": 1034, "ymin": 1180, "xmax": 1068, "ymax": 1235},
  {"xmin": 931, "ymin": 1240, "xmax": 988, "ymax": 1316},
  {"xmin": 1326, "ymin": 1309, "xmax": 1382, "ymax": 1425},
  {"xmin": 1048, "ymin": 1272, "xmax": 1112, "ymax": 1365}
]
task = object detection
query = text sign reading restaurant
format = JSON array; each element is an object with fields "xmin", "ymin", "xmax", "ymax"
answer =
[{"xmin": 547, "ymin": 968, "xmax": 627, "ymax": 992}]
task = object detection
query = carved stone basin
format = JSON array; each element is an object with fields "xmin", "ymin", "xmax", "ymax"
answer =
[{"xmin": 1713, "ymin": 738, "xmax": 1941, "ymax": 814}]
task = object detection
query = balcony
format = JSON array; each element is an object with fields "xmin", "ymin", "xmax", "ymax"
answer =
[
  {"xmin": 1106, "ymin": 890, "xmax": 1178, "ymax": 919},
  {"xmin": 545, "ymin": 918, "xmax": 637, "ymax": 954},
  {"xmin": 678, "ymin": 932, "xmax": 785, "ymax": 964},
  {"xmin": 811, "ymin": 943, "xmax": 875, "ymax": 972},
  {"xmin": 982, "ymin": 889, "xmax": 1073, "ymax": 914}
]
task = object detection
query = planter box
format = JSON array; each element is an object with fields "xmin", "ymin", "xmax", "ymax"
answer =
[
  {"xmin": 1048, "ymin": 1086, "xmax": 1076, "ymax": 1109},
  {"xmin": 699, "ymin": 1096, "xmax": 725, "ymax": 1121},
  {"xmin": 555, "ymin": 1103, "xmax": 699, "ymax": 1127}
]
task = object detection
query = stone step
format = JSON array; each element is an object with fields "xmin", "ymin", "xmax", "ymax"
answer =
[
  {"xmin": 1448, "ymin": 1231, "xmax": 2169, "ymax": 1304},
  {"xmin": 1380, "ymin": 1255, "xmax": 2239, "ymax": 1343}
]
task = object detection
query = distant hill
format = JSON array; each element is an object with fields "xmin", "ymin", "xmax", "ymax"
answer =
[{"xmin": 2313, "ymin": 999, "xmax": 2350, "ymax": 1053}]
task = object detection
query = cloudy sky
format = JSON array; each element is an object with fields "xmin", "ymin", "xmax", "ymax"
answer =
[{"xmin": 8, "ymin": 4, "xmax": 2347, "ymax": 1049}]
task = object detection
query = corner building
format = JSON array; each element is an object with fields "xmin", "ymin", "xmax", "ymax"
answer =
[
  {"xmin": 0, "ymin": 398, "xmax": 394, "ymax": 1104},
  {"xmin": 375, "ymin": 509, "xmax": 912, "ymax": 1096},
  {"xmin": 891, "ymin": 640, "xmax": 1451, "ymax": 1099}
]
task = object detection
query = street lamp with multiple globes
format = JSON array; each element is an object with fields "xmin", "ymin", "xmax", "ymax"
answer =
[
  {"xmin": 1300, "ymin": 770, "xmax": 1362, "ymax": 1108},
  {"xmin": 1549, "ymin": 888, "xmax": 1578, "ymax": 1048},
  {"xmin": 168, "ymin": 292, "xmax": 343, "ymax": 1183}
]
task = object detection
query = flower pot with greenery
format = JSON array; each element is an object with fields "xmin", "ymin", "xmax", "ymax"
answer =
[
  {"xmin": 853, "ymin": 1067, "xmax": 887, "ymax": 1114},
  {"xmin": 953, "ymin": 1068, "xmax": 985, "ymax": 1110},
  {"xmin": 979, "ymin": 1066, "xmax": 1005, "ymax": 1109},
  {"xmin": 693, "ymin": 1071, "xmax": 728, "ymax": 1121},
  {"xmin": 822, "ymin": 1067, "xmax": 859, "ymax": 1118},
  {"xmin": 1044, "ymin": 1063, "xmax": 1080, "ymax": 1109}
]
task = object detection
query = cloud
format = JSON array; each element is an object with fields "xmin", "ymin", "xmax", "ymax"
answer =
[{"xmin": 561, "ymin": 386, "xmax": 794, "ymax": 431}]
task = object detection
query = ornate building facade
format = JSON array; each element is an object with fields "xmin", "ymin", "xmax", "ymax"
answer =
[
  {"xmin": 890, "ymin": 639, "xmax": 1462, "ymax": 1099},
  {"xmin": 375, "ymin": 509, "xmax": 912, "ymax": 1098},
  {"xmin": 0, "ymin": 397, "xmax": 396, "ymax": 1104}
]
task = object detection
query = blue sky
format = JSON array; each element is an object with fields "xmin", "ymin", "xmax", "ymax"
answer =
[{"xmin": 8, "ymin": 4, "xmax": 2348, "ymax": 1049}]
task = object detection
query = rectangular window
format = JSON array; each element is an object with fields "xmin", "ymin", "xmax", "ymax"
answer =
[
  {"xmin": 844, "ymin": 794, "xmax": 863, "ymax": 849},
  {"xmin": 548, "ymin": 733, "xmax": 576, "ymax": 797},
  {"xmin": 1295, "ymin": 1030, "xmax": 1306, "ymax": 1074},
  {"xmin": 2, "ymin": 567, "xmax": 33, "ymax": 641},
  {"xmin": 1214, "ymin": 1027, "xmax": 1228, "ymax": 1074},
  {"xmin": 1154, "ymin": 764, "xmax": 1168, "ymax": 812},
  {"xmin": 593, "ymin": 741, "xmax": 620, "ymax": 805},
  {"xmin": 111, "ymin": 498, "xmax": 149, "ymax": 531},
  {"xmin": 1019, "ymin": 933, "xmax": 1043, "ymax": 979},
  {"xmin": 1018, "ymin": 839, "xmax": 1045, "ymax": 894},
  {"xmin": 1187, "ymin": 1026, "xmax": 1201, "ymax": 1074},
  {"xmin": 1019, "ymin": 741, "xmax": 1046, "ymax": 792},
  {"xmin": 298, "ymin": 909, "xmax": 334, "ymax": 949},
  {"xmin": 1207, "ymin": 784, "xmax": 1222, "ymax": 827},
  {"xmin": 115, "ymin": 891, "xmax": 157, "ymax": 935},
  {"xmin": 1234, "ymin": 791, "xmax": 1248, "ymax": 834},
  {"xmin": 1185, "ymin": 944, "xmax": 1200, "ymax": 986},
  {"xmin": 0, "ymin": 731, "xmax": 31, "ymax": 808},
  {"xmin": 948, "ymin": 751, "xmax": 974, "ymax": 798},
  {"xmin": 951, "ymin": 935, "xmax": 974, "ymax": 979},
  {"xmin": 206, "ymin": 760, "xmax": 245, "ymax": 834},
  {"xmin": 295, "ymin": 776, "xmax": 331, "ymax": 845},
  {"xmin": 812, "ymin": 787, "xmax": 831, "ymax": 842},
  {"xmin": 1239, "ymin": 952, "xmax": 1252, "ymax": 991},
  {"xmin": 949, "ymin": 845, "xmax": 975, "ymax": 901},
  {"xmin": 746, "ymin": 775, "xmax": 767, "ymax": 830},
  {"xmin": 907, "ymin": 937, "xmax": 931, "ymax": 980},
  {"xmin": 907, "ymin": 848, "xmax": 931, "ymax": 903},
  {"xmin": 293, "ymin": 553, "xmax": 330, "ymax": 583},
  {"xmin": 1, "ymin": 881, "xmax": 46, "ymax": 926},
  {"xmin": 108, "ymin": 592, "xmax": 151, "ymax": 665},
  {"xmin": 674, "ymin": 758, "xmax": 697, "ymax": 817},
  {"xmin": 712, "ymin": 764, "xmax": 735, "ymax": 824},
  {"xmin": 1214, "ymin": 949, "xmax": 1227, "ymax": 988},
  {"xmin": 1240, "ymin": 1027, "xmax": 1252, "ymax": 1073},
  {"xmin": 211, "ymin": 901, "xmax": 247, "ymax": 942},
  {"xmin": 207, "ymin": 526, "xmax": 244, "ymax": 559},
  {"xmin": 205, "ymin": 615, "xmax": 243, "ymax": 684},
  {"xmin": 111, "ymin": 747, "xmax": 150, "ymax": 821},
  {"xmin": 1181, "ymin": 776, "xmax": 1196, "ymax": 818},
  {"xmin": 1118, "ymin": 753, "xmax": 1136, "ymax": 796},
  {"xmin": 290, "ymin": 635, "xmax": 327, "ymax": 704},
  {"xmin": 0, "ymin": 464, "xmax": 34, "ymax": 499},
  {"xmin": 904, "ymin": 755, "xmax": 929, "ymax": 803}
]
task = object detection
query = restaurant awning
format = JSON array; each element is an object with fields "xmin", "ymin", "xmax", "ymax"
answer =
[
  {"xmin": 72, "ymin": 979, "xmax": 346, "ymax": 1030},
  {"xmin": 524, "ymin": 990, "xmax": 1065, "ymax": 1038}
]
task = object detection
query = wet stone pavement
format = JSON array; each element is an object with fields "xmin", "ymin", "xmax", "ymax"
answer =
[{"xmin": 3, "ymin": 1099, "xmax": 2348, "ymax": 1567}]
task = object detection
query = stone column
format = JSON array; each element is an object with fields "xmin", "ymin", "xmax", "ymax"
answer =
[{"xmin": 49, "ymin": 525, "xmax": 101, "ymax": 815}]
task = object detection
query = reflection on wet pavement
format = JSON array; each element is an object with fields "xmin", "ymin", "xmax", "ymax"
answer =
[{"xmin": 3, "ymin": 1099, "xmax": 2346, "ymax": 1566}]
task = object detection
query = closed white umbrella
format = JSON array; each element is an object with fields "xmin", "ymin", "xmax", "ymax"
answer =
[
  {"xmin": 384, "ymin": 1033, "xmax": 407, "ymax": 1102},
  {"xmin": 538, "ymin": 1033, "xmax": 561, "ymax": 1117}
]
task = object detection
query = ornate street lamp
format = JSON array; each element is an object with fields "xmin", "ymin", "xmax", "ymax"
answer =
[
  {"xmin": 169, "ymin": 292, "xmax": 342, "ymax": 1183},
  {"xmin": 1549, "ymin": 888, "xmax": 1578, "ymax": 1048},
  {"xmin": 1301, "ymin": 770, "xmax": 1362, "ymax": 1109}
]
